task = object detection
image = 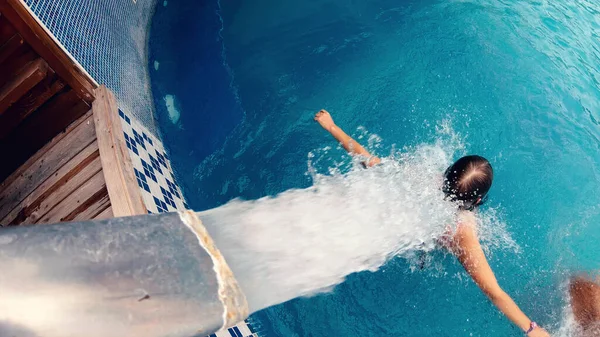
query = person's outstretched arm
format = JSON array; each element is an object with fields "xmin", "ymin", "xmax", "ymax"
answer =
[
  {"xmin": 451, "ymin": 212, "xmax": 550, "ymax": 337},
  {"xmin": 314, "ymin": 110, "xmax": 381, "ymax": 167}
]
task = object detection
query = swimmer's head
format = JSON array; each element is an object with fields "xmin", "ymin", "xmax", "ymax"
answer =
[
  {"xmin": 569, "ymin": 276, "xmax": 600, "ymax": 337},
  {"xmin": 443, "ymin": 155, "xmax": 493, "ymax": 210}
]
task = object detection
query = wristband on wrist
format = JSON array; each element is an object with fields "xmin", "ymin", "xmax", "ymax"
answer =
[{"xmin": 525, "ymin": 321, "xmax": 538, "ymax": 335}]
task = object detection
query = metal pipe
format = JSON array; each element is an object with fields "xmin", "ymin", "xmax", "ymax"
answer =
[{"xmin": 0, "ymin": 211, "xmax": 248, "ymax": 337}]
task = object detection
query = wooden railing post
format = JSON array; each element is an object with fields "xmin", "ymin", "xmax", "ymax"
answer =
[{"xmin": 93, "ymin": 86, "xmax": 146, "ymax": 217}]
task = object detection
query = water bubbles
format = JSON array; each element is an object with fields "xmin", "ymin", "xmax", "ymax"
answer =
[{"xmin": 198, "ymin": 124, "xmax": 514, "ymax": 313}]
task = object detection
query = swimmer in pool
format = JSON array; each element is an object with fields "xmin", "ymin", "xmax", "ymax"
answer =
[{"xmin": 315, "ymin": 109, "xmax": 550, "ymax": 337}]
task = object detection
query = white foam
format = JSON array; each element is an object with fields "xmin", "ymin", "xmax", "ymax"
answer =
[
  {"xmin": 198, "ymin": 125, "xmax": 512, "ymax": 313},
  {"xmin": 154, "ymin": 60, "xmax": 160, "ymax": 71}
]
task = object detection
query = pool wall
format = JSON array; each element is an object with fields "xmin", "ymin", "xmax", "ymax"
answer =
[
  {"xmin": 22, "ymin": 0, "xmax": 159, "ymax": 135},
  {"xmin": 20, "ymin": 0, "xmax": 257, "ymax": 336}
]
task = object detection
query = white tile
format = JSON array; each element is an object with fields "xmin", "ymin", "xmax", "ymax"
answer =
[{"xmin": 237, "ymin": 324, "xmax": 252, "ymax": 336}]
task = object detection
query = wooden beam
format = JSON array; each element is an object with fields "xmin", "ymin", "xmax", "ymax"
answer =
[
  {"xmin": 0, "ymin": 70, "xmax": 65, "ymax": 139},
  {"xmin": 0, "ymin": 0, "xmax": 96, "ymax": 103},
  {"xmin": 0, "ymin": 111, "xmax": 96, "ymax": 220},
  {"xmin": 93, "ymin": 86, "xmax": 146, "ymax": 217},
  {"xmin": 0, "ymin": 33, "xmax": 23, "ymax": 64},
  {"xmin": 0, "ymin": 57, "xmax": 48, "ymax": 115},
  {"xmin": 0, "ymin": 43, "xmax": 35, "ymax": 88}
]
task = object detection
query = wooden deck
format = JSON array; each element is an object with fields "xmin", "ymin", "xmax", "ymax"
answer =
[{"xmin": 0, "ymin": 0, "xmax": 146, "ymax": 226}]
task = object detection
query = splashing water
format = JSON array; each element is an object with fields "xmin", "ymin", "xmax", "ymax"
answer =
[{"xmin": 199, "ymin": 126, "xmax": 514, "ymax": 313}]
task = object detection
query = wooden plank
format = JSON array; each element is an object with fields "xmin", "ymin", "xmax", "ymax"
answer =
[
  {"xmin": 0, "ymin": 0, "xmax": 96, "ymax": 103},
  {"xmin": 1, "ymin": 141, "xmax": 99, "ymax": 225},
  {"xmin": 0, "ymin": 89, "xmax": 91, "ymax": 181},
  {"xmin": 0, "ymin": 104, "xmax": 90, "ymax": 191},
  {"xmin": 0, "ymin": 70, "xmax": 64, "ymax": 139},
  {"xmin": 0, "ymin": 57, "xmax": 48, "ymax": 115},
  {"xmin": 68, "ymin": 187, "xmax": 110, "ymax": 222},
  {"xmin": 0, "ymin": 33, "xmax": 23, "ymax": 64},
  {"xmin": 11, "ymin": 153, "xmax": 101, "ymax": 225},
  {"xmin": 0, "ymin": 110, "xmax": 96, "ymax": 220},
  {"xmin": 17, "ymin": 154, "xmax": 102, "ymax": 225},
  {"xmin": 94, "ymin": 206, "xmax": 113, "ymax": 220},
  {"xmin": 38, "ymin": 169, "xmax": 106, "ymax": 224},
  {"xmin": 93, "ymin": 85, "xmax": 146, "ymax": 217}
]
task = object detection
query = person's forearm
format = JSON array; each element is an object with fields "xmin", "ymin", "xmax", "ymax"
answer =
[
  {"xmin": 315, "ymin": 109, "xmax": 381, "ymax": 166},
  {"xmin": 489, "ymin": 289, "xmax": 532, "ymax": 331},
  {"xmin": 326, "ymin": 124, "xmax": 371, "ymax": 157}
]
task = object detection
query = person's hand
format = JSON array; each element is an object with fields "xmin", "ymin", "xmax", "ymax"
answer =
[
  {"xmin": 315, "ymin": 110, "xmax": 335, "ymax": 130},
  {"xmin": 527, "ymin": 326, "xmax": 550, "ymax": 337}
]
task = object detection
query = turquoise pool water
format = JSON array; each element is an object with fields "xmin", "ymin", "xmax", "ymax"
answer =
[{"xmin": 149, "ymin": 0, "xmax": 600, "ymax": 335}]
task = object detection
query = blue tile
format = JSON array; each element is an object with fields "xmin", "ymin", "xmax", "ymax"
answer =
[
  {"xmin": 135, "ymin": 177, "xmax": 143, "ymax": 189},
  {"xmin": 118, "ymin": 109, "xmax": 125, "ymax": 119},
  {"xmin": 141, "ymin": 159, "xmax": 157, "ymax": 182},
  {"xmin": 134, "ymin": 168, "xmax": 147, "ymax": 183},
  {"xmin": 141, "ymin": 159, "xmax": 153, "ymax": 173},
  {"xmin": 245, "ymin": 320, "xmax": 256, "ymax": 333},
  {"xmin": 142, "ymin": 132, "xmax": 153, "ymax": 146},
  {"xmin": 160, "ymin": 186, "xmax": 176, "ymax": 208},
  {"xmin": 165, "ymin": 179, "xmax": 180, "ymax": 198},
  {"xmin": 124, "ymin": 132, "xmax": 139, "ymax": 155},
  {"xmin": 132, "ymin": 129, "xmax": 146, "ymax": 150},
  {"xmin": 149, "ymin": 155, "xmax": 163, "ymax": 174},
  {"xmin": 233, "ymin": 327, "xmax": 243, "ymax": 337},
  {"xmin": 155, "ymin": 150, "xmax": 167, "ymax": 167},
  {"xmin": 134, "ymin": 169, "xmax": 150, "ymax": 192},
  {"xmin": 137, "ymin": 179, "xmax": 150, "ymax": 192},
  {"xmin": 153, "ymin": 197, "xmax": 168, "ymax": 213},
  {"xmin": 124, "ymin": 115, "xmax": 131, "ymax": 124}
]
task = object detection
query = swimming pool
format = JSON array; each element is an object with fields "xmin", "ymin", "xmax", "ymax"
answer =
[{"xmin": 149, "ymin": 0, "xmax": 600, "ymax": 335}]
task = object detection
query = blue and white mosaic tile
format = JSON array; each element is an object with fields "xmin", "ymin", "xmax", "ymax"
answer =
[
  {"xmin": 118, "ymin": 109, "xmax": 258, "ymax": 337},
  {"xmin": 118, "ymin": 109, "xmax": 189, "ymax": 214},
  {"xmin": 209, "ymin": 325, "xmax": 257, "ymax": 337}
]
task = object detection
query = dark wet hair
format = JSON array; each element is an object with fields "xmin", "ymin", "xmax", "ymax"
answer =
[
  {"xmin": 443, "ymin": 155, "xmax": 493, "ymax": 210},
  {"xmin": 569, "ymin": 276, "xmax": 600, "ymax": 336}
]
